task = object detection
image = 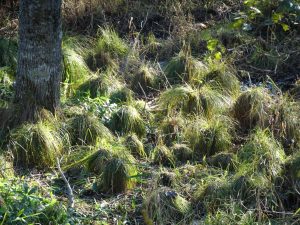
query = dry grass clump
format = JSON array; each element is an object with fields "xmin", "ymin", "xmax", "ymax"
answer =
[
  {"xmin": 171, "ymin": 144, "xmax": 193, "ymax": 163},
  {"xmin": 237, "ymin": 129, "xmax": 285, "ymax": 178},
  {"xmin": 96, "ymin": 157, "xmax": 137, "ymax": 194},
  {"xmin": 10, "ymin": 122, "xmax": 63, "ymax": 169},
  {"xmin": 185, "ymin": 117, "xmax": 233, "ymax": 159},
  {"xmin": 160, "ymin": 116, "xmax": 184, "ymax": 146},
  {"xmin": 151, "ymin": 145, "xmax": 175, "ymax": 167},
  {"xmin": 124, "ymin": 134, "xmax": 146, "ymax": 158},
  {"xmin": 142, "ymin": 187, "xmax": 192, "ymax": 225},
  {"xmin": 68, "ymin": 112, "xmax": 112, "ymax": 146},
  {"xmin": 233, "ymin": 87, "xmax": 273, "ymax": 130},
  {"xmin": 109, "ymin": 105, "xmax": 146, "ymax": 138}
]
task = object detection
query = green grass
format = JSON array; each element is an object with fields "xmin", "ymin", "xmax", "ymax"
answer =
[
  {"xmin": 233, "ymin": 87, "xmax": 273, "ymax": 130},
  {"xmin": 109, "ymin": 105, "xmax": 146, "ymax": 138},
  {"xmin": 185, "ymin": 116, "xmax": 233, "ymax": 159},
  {"xmin": 142, "ymin": 187, "xmax": 191, "ymax": 225},
  {"xmin": 124, "ymin": 134, "xmax": 146, "ymax": 158},
  {"xmin": 10, "ymin": 121, "xmax": 63, "ymax": 169},
  {"xmin": 151, "ymin": 144, "xmax": 175, "ymax": 167},
  {"xmin": 67, "ymin": 112, "xmax": 113, "ymax": 146}
]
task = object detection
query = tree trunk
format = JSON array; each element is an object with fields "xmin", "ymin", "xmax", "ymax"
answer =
[{"xmin": 15, "ymin": 0, "xmax": 62, "ymax": 122}]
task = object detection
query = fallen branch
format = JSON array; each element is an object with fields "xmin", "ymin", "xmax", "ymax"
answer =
[{"xmin": 56, "ymin": 157, "xmax": 74, "ymax": 208}]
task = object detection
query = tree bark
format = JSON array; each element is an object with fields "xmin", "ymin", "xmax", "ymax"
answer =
[{"xmin": 15, "ymin": 0, "xmax": 62, "ymax": 121}]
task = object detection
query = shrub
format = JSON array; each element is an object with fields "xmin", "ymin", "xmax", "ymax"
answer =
[{"xmin": 10, "ymin": 122, "xmax": 63, "ymax": 169}]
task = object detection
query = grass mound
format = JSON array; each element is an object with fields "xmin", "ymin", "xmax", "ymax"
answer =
[
  {"xmin": 68, "ymin": 112, "xmax": 112, "ymax": 146},
  {"xmin": 142, "ymin": 187, "xmax": 191, "ymax": 225},
  {"xmin": 185, "ymin": 117, "xmax": 233, "ymax": 159},
  {"xmin": 96, "ymin": 27, "xmax": 129, "ymax": 59},
  {"xmin": 237, "ymin": 129, "xmax": 286, "ymax": 177},
  {"xmin": 273, "ymin": 97, "xmax": 300, "ymax": 153},
  {"xmin": 124, "ymin": 134, "xmax": 146, "ymax": 158},
  {"xmin": 130, "ymin": 64, "xmax": 157, "ymax": 95},
  {"xmin": 160, "ymin": 116, "xmax": 184, "ymax": 146},
  {"xmin": 164, "ymin": 50, "xmax": 206, "ymax": 84},
  {"xmin": 156, "ymin": 170, "xmax": 177, "ymax": 187},
  {"xmin": 159, "ymin": 85, "xmax": 228, "ymax": 116},
  {"xmin": 151, "ymin": 145, "xmax": 175, "ymax": 167},
  {"xmin": 201, "ymin": 62, "xmax": 240, "ymax": 97},
  {"xmin": 109, "ymin": 105, "xmax": 146, "ymax": 137},
  {"xmin": 62, "ymin": 47, "xmax": 91, "ymax": 97},
  {"xmin": 10, "ymin": 122, "xmax": 63, "ymax": 169},
  {"xmin": 77, "ymin": 69, "xmax": 123, "ymax": 98},
  {"xmin": 233, "ymin": 87, "xmax": 273, "ymax": 130},
  {"xmin": 86, "ymin": 148, "xmax": 113, "ymax": 174},
  {"xmin": 171, "ymin": 144, "xmax": 193, "ymax": 163},
  {"xmin": 96, "ymin": 156, "xmax": 137, "ymax": 194}
]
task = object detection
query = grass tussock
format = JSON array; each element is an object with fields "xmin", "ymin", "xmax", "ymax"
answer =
[
  {"xmin": 62, "ymin": 46, "xmax": 91, "ymax": 97},
  {"xmin": 109, "ymin": 105, "xmax": 146, "ymax": 138},
  {"xmin": 207, "ymin": 152, "xmax": 236, "ymax": 170},
  {"xmin": 171, "ymin": 144, "xmax": 193, "ymax": 164},
  {"xmin": 124, "ymin": 134, "xmax": 146, "ymax": 158},
  {"xmin": 164, "ymin": 49, "xmax": 206, "ymax": 84},
  {"xmin": 130, "ymin": 63, "xmax": 157, "ymax": 95},
  {"xmin": 96, "ymin": 157, "xmax": 137, "ymax": 194},
  {"xmin": 159, "ymin": 84, "xmax": 229, "ymax": 117},
  {"xmin": 151, "ymin": 144, "xmax": 175, "ymax": 167},
  {"xmin": 185, "ymin": 116, "xmax": 233, "ymax": 159},
  {"xmin": 142, "ymin": 187, "xmax": 192, "ymax": 225},
  {"xmin": 160, "ymin": 116, "xmax": 184, "ymax": 146},
  {"xmin": 68, "ymin": 112, "xmax": 113, "ymax": 146},
  {"xmin": 10, "ymin": 122, "xmax": 63, "ymax": 169},
  {"xmin": 237, "ymin": 129, "xmax": 286, "ymax": 178},
  {"xmin": 110, "ymin": 87, "xmax": 134, "ymax": 104},
  {"xmin": 233, "ymin": 87, "xmax": 273, "ymax": 130}
]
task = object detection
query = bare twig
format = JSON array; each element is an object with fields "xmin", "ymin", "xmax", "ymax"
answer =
[{"xmin": 56, "ymin": 157, "xmax": 74, "ymax": 208}]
